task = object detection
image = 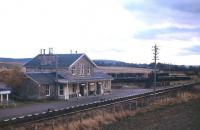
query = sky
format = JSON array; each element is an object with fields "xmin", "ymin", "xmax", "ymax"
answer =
[{"xmin": 0, "ymin": 0, "xmax": 200, "ymax": 65}]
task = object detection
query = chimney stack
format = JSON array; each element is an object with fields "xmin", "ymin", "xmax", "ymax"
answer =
[
  {"xmin": 40, "ymin": 49, "xmax": 43, "ymax": 55},
  {"xmin": 43, "ymin": 49, "xmax": 46, "ymax": 55},
  {"xmin": 75, "ymin": 50, "xmax": 77, "ymax": 54},
  {"xmin": 49, "ymin": 48, "xmax": 53, "ymax": 54},
  {"xmin": 70, "ymin": 50, "xmax": 72, "ymax": 54}
]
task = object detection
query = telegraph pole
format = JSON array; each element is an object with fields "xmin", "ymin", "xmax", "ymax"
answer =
[{"xmin": 152, "ymin": 44, "xmax": 159, "ymax": 96}]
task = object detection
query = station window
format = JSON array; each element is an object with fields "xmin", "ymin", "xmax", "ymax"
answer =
[
  {"xmin": 87, "ymin": 67, "xmax": 91, "ymax": 75},
  {"xmin": 71, "ymin": 66, "xmax": 76, "ymax": 75},
  {"xmin": 45, "ymin": 85, "xmax": 50, "ymax": 96},
  {"xmin": 79, "ymin": 64, "xmax": 84, "ymax": 76},
  {"xmin": 59, "ymin": 85, "xmax": 64, "ymax": 96},
  {"xmin": 81, "ymin": 65, "xmax": 85, "ymax": 75}
]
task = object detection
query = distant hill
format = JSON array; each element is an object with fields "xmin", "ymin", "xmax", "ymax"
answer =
[
  {"xmin": 0, "ymin": 58, "xmax": 149, "ymax": 68},
  {"xmin": 93, "ymin": 60, "xmax": 126, "ymax": 66},
  {"xmin": 0, "ymin": 58, "xmax": 198, "ymax": 74},
  {"xmin": 0, "ymin": 58, "xmax": 31, "ymax": 64},
  {"xmin": 93, "ymin": 60, "xmax": 149, "ymax": 68}
]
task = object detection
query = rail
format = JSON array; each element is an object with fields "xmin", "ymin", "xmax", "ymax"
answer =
[{"xmin": 0, "ymin": 81, "xmax": 197, "ymax": 127}]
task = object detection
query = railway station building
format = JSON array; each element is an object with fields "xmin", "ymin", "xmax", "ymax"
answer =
[{"xmin": 21, "ymin": 50, "xmax": 112, "ymax": 100}]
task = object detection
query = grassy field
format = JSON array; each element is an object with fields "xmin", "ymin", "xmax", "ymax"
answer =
[{"xmin": 101, "ymin": 97, "xmax": 200, "ymax": 130}]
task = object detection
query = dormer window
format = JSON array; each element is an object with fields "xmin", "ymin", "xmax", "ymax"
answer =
[{"xmin": 71, "ymin": 66, "xmax": 75, "ymax": 75}]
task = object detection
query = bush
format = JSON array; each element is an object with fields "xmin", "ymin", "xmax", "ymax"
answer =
[{"xmin": 0, "ymin": 67, "xmax": 24, "ymax": 97}]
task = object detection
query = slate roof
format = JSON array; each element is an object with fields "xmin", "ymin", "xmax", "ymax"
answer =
[
  {"xmin": 25, "ymin": 72, "xmax": 65, "ymax": 84},
  {"xmin": 24, "ymin": 53, "xmax": 111, "ymax": 85},
  {"xmin": 24, "ymin": 54, "xmax": 83, "ymax": 68},
  {"xmin": 58, "ymin": 72, "xmax": 113, "ymax": 83},
  {"xmin": 26, "ymin": 72, "xmax": 112, "ymax": 85},
  {"xmin": 93, "ymin": 72, "xmax": 113, "ymax": 80}
]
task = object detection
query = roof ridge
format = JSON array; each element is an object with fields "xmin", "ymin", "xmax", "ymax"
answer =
[{"xmin": 24, "ymin": 53, "xmax": 84, "ymax": 68}]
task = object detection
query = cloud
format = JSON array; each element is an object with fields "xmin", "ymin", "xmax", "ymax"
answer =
[
  {"xmin": 0, "ymin": 0, "xmax": 200, "ymax": 65},
  {"xmin": 0, "ymin": 0, "xmax": 137, "ymax": 58},
  {"xmin": 134, "ymin": 27, "xmax": 200, "ymax": 40},
  {"xmin": 155, "ymin": 0, "xmax": 200, "ymax": 14},
  {"xmin": 118, "ymin": 0, "xmax": 200, "ymax": 44},
  {"xmin": 179, "ymin": 45, "xmax": 200, "ymax": 55},
  {"xmin": 90, "ymin": 48, "xmax": 125, "ymax": 53},
  {"xmin": 124, "ymin": 0, "xmax": 200, "ymax": 25}
]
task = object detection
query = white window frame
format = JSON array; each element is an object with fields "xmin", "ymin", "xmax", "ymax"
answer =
[
  {"xmin": 45, "ymin": 85, "xmax": 50, "ymax": 96},
  {"xmin": 71, "ymin": 66, "xmax": 76, "ymax": 75},
  {"xmin": 87, "ymin": 67, "xmax": 91, "ymax": 75},
  {"xmin": 79, "ymin": 64, "xmax": 82, "ymax": 75},
  {"xmin": 58, "ymin": 85, "xmax": 64, "ymax": 96},
  {"xmin": 79, "ymin": 64, "xmax": 85, "ymax": 76},
  {"xmin": 81, "ymin": 64, "xmax": 85, "ymax": 75}
]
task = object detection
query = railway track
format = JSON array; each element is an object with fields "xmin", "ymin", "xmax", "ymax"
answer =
[{"xmin": 0, "ymin": 82, "xmax": 197, "ymax": 128}]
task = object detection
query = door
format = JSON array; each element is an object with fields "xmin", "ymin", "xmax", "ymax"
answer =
[
  {"xmin": 80, "ymin": 84, "xmax": 85, "ymax": 96},
  {"xmin": 64, "ymin": 84, "xmax": 69, "ymax": 100},
  {"xmin": 96, "ymin": 82, "xmax": 102, "ymax": 95}
]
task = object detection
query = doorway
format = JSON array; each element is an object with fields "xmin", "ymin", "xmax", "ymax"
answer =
[
  {"xmin": 79, "ymin": 83, "xmax": 85, "ymax": 96},
  {"xmin": 96, "ymin": 82, "xmax": 102, "ymax": 95}
]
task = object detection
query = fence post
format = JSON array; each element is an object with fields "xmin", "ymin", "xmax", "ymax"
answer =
[
  {"xmin": 182, "ymin": 91, "xmax": 185, "ymax": 98},
  {"xmin": 121, "ymin": 103, "xmax": 123, "ymax": 111},
  {"xmin": 52, "ymin": 119, "xmax": 55, "ymax": 130},
  {"xmin": 102, "ymin": 108, "xmax": 105, "ymax": 117},
  {"xmin": 80, "ymin": 113, "xmax": 82, "ymax": 123},
  {"xmin": 129, "ymin": 103, "xmax": 132, "ymax": 111},
  {"xmin": 113, "ymin": 103, "xmax": 115, "ymax": 113},
  {"xmin": 34, "ymin": 124, "xmax": 38, "ymax": 130},
  {"xmin": 135, "ymin": 100, "xmax": 138, "ymax": 109},
  {"xmin": 165, "ymin": 93, "xmax": 168, "ymax": 102},
  {"xmin": 141, "ymin": 99, "xmax": 144, "ymax": 107},
  {"xmin": 161, "ymin": 96, "xmax": 163, "ymax": 103},
  {"xmin": 66, "ymin": 117, "xmax": 69, "ymax": 130},
  {"xmin": 146, "ymin": 97, "xmax": 149, "ymax": 105}
]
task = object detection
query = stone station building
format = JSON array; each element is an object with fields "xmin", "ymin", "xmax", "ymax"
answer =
[{"xmin": 21, "ymin": 51, "xmax": 112, "ymax": 100}]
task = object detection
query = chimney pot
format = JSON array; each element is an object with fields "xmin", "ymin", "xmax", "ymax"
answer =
[
  {"xmin": 49, "ymin": 48, "xmax": 53, "ymax": 54},
  {"xmin": 40, "ymin": 49, "xmax": 43, "ymax": 55},
  {"xmin": 43, "ymin": 49, "xmax": 46, "ymax": 55}
]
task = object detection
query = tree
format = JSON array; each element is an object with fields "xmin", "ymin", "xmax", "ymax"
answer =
[{"xmin": 0, "ymin": 67, "xmax": 24, "ymax": 89}]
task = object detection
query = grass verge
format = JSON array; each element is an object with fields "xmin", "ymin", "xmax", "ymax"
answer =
[{"xmin": 48, "ymin": 89, "xmax": 200, "ymax": 130}]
